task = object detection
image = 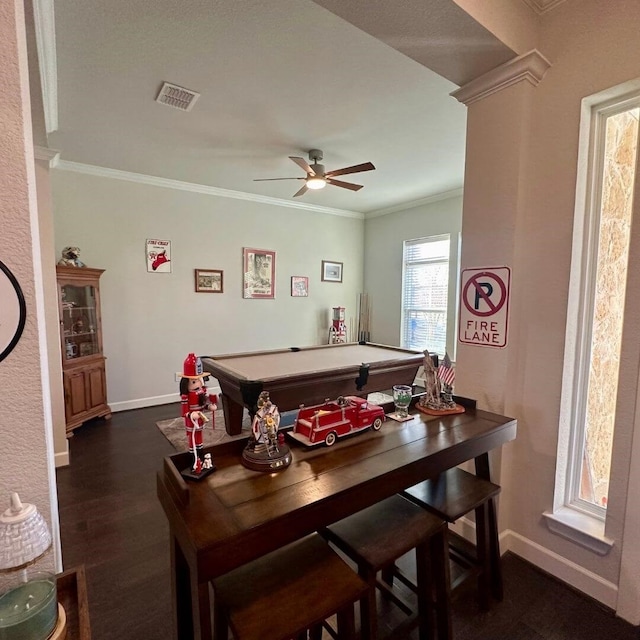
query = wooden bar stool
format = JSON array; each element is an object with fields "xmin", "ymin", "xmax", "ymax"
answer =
[
  {"xmin": 211, "ymin": 533, "xmax": 368, "ymax": 640},
  {"xmin": 322, "ymin": 494, "xmax": 452, "ymax": 640},
  {"xmin": 402, "ymin": 467, "xmax": 502, "ymax": 611}
]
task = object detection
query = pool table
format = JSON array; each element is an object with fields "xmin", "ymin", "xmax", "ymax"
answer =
[{"xmin": 201, "ymin": 341, "xmax": 424, "ymax": 435}]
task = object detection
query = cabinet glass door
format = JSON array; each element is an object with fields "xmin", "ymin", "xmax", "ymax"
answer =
[{"xmin": 61, "ymin": 284, "xmax": 100, "ymax": 362}]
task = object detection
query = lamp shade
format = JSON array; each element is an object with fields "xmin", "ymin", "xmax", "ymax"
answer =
[{"xmin": 0, "ymin": 493, "xmax": 52, "ymax": 571}]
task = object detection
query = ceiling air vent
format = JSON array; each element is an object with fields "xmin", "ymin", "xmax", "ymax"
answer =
[{"xmin": 156, "ymin": 82, "xmax": 200, "ymax": 112}]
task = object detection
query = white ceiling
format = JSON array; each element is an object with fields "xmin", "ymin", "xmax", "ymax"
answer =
[{"xmin": 47, "ymin": 0, "xmax": 516, "ymax": 214}]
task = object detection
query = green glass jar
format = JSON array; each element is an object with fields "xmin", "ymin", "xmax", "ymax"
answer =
[{"xmin": 0, "ymin": 572, "xmax": 58, "ymax": 640}]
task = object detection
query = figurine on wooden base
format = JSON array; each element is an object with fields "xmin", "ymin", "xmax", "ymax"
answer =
[
  {"xmin": 178, "ymin": 353, "xmax": 218, "ymax": 480},
  {"xmin": 242, "ymin": 391, "xmax": 292, "ymax": 472},
  {"xmin": 417, "ymin": 351, "xmax": 465, "ymax": 416}
]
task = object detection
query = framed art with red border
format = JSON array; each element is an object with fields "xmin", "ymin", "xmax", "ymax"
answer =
[{"xmin": 291, "ymin": 276, "xmax": 309, "ymax": 297}]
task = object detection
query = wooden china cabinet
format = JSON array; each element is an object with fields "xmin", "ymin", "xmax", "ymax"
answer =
[{"xmin": 56, "ymin": 266, "xmax": 111, "ymax": 435}]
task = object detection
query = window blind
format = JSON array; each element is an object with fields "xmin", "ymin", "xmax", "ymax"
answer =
[{"xmin": 401, "ymin": 236, "xmax": 450, "ymax": 354}]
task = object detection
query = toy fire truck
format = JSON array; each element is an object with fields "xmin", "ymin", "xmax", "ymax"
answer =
[{"xmin": 289, "ymin": 396, "xmax": 385, "ymax": 447}]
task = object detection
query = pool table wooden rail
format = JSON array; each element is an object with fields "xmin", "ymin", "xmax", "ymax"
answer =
[{"xmin": 201, "ymin": 342, "xmax": 424, "ymax": 436}]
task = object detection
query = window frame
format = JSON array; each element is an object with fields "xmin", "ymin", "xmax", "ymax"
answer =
[{"xmin": 546, "ymin": 88, "xmax": 640, "ymax": 552}]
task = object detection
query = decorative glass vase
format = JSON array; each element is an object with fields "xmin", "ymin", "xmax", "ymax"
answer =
[{"xmin": 392, "ymin": 384, "xmax": 412, "ymax": 418}]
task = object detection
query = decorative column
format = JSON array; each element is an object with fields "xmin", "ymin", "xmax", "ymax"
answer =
[{"xmin": 452, "ymin": 50, "xmax": 550, "ymax": 416}]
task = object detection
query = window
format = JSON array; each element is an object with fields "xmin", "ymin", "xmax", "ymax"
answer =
[
  {"xmin": 547, "ymin": 90, "xmax": 639, "ymax": 552},
  {"xmin": 574, "ymin": 106, "xmax": 638, "ymax": 514},
  {"xmin": 401, "ymin": 235, "xmax": 450, "ymax": 355}
]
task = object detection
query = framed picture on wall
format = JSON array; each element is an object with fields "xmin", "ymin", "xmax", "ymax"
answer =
[
  {"xmin": 243, "ymin": 248, "xmax": 275, "ymax": 298},
  {"xmin": 291, "ymin": 276, "xmax": 309, "ymax": 297},
  {"xmin": 195, "ymin": 269, "xmax": 224, "ymax": 293},
  {"xmin": 321, "ymin": 260, "xmax": 343, "ymax": 283},
  {"xmin": 146, "ymin": 239, "xmax": 171, "ymax": 273}
]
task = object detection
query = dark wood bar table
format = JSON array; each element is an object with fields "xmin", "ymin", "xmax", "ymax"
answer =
[{"xmin": 157, "ymin": 406, "xmax": 516, "ymax": 640}]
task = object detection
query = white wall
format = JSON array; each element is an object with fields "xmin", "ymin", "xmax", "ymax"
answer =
[
  {"xmin": 51, "ymin": 169, "xmax": 365, "ymax": 410},
  {"xmin": 363, "ymin": 195, "xmax": 463, "ymax": 350}
]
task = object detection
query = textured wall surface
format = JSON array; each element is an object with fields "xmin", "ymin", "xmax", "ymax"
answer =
[{"xmin": 0, "ymin": 0, "xmax": 56, "ymax": 571}]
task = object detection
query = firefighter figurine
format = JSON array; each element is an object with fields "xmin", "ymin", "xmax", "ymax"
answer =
[
  {"xmin": 241, "ymin": 391, "xmax": 292, "ymax": 472},
  {"xmin": 329, "ymin": 306, "xmax": 347, "ymax": 344},
  {"xmin": 178, "ymin": 353, "xmax": 218, "ymax": 480}
]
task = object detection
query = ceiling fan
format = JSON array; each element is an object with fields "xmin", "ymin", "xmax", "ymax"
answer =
[{"xmin": 254, "ymin": 149, "xmax": 375, "ymax": 198}]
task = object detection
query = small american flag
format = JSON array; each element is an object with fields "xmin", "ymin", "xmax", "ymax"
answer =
[{"xmin": 437, "ymin": 353, "xmax": 455, "ymax": 388}]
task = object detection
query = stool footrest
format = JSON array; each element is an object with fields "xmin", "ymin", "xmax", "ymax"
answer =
[
  {"xmin": 376, "ymin": 578, "xmax": 413, "ymax": 615},
  {"xmin": 386, "ymin": 566, "xmax": 418, "ymax": 595}
]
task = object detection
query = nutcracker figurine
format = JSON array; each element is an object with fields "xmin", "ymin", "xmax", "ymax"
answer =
[
  {"xmin": 177, "ymin": 353, "xmax": 218, "ymax": 479},
  {"xmin": 329, "ymin": 306, "xmax": 347, "ymax": 344}
]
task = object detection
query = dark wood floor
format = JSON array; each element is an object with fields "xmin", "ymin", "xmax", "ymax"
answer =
[{"xmin": 56, "ymin": 405, "xmax": 639, "ymax": 640}]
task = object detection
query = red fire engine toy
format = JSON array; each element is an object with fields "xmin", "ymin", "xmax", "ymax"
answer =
[{"xmin": 290, "ymin": 395, "xmax": 385, "ymax": 447}]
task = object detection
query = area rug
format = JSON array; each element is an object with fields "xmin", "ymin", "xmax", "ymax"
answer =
[{"xmin": 155, "ymin": 408, "xmax": 252, "ymax": 452}]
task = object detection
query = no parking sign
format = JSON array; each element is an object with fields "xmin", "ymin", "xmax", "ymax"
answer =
[{"xmin": 458, "ymin": 266, "xmax": 511, "ymax": 348}]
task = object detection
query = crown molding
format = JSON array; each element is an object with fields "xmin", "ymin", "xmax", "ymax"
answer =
[
  {"xmin": 33, "ymin": 0, "xmax": 58, "ymax": 133},
  {"xmin": 451, "ymin": 49, "xmax": 551, "ymax": 106},
  {"xmin": 365, "ymin": 188, "xmax": 464, "ymax": 219},
  {"xmin": 55, "ymin": 161, "xmax": 364, "ymax": 219},
  {"xmin": 34, "ymin": 146, "xmax": 60, "ymax": 166},
  {"xmin": 521, "ymin": 0, "xmax": 567, "ymax": 15}
]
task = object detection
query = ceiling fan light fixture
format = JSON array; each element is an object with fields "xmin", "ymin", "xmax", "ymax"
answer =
[
  {"xmin": 253, "ymin": 150, "xmax": 375, "ymax": 198},
  {"xmin": 306, "ymin": 177, "xmax": 327, "ymax": 190}
]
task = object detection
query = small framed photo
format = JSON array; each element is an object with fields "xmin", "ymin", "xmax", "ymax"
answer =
[
  {"xmin": 321, "ymin": 260, "xmax": 343, "ymax": 283},
  {"xmin": 291, "ymin": 276, "xmax": 309, "ymax": 297},
  {"xmin": 195, "ymin": 269, "xmax": 224, "ymax": 293},
  {"xmin": 243, "ymin": 248, "xmax": 276, "ymax": 299}
]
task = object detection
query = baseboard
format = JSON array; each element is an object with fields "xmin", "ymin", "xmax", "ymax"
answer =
[
  {"xmin": 448, "ymin": 518, "xmax": 618, "ymax": 611},
  {"xmin": 54, "ymin": 448, "xmax": 69, "ymax": 468},
  {"xmin": 503, "ymin": 529, "xmax": 618, "ymax": 609},
  {"xmin": 110, "ymin": 385, "xmax": 222, "ymax": 413}
]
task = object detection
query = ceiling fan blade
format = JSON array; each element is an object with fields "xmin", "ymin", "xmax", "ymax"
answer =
[
  {"xmin": 254, "ymin": 177, "xmax": 305, "ymax": 181},
  {"xmin": 326, "ymin": 177, "xmax": 363, "ymax": 192},
  {"xmin": 326, "ymin": 162, "xmax": 375, "ymax": 178},
  {"xmin": 289, "ymin": 156, "xmax": 315, "ymax": 176},
  {"xmin": 293, "ymin": 184, "xmax": 309, "ymax": 198}
]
